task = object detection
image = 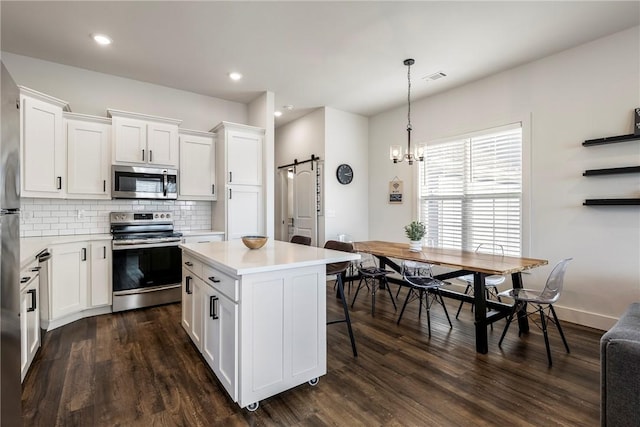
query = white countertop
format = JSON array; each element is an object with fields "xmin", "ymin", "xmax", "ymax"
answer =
[
  {"xmin": 180, "ymin": 239, "xmax": 360, "ymax": 276},
  {"xmin": 20, "ymin": 234, "xmax": 112, "ymax": 268}
]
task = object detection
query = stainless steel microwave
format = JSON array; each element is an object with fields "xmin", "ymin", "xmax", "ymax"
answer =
[{"xmin": 112, "ymin": 165, "xmax": 178, "ymax": 200}]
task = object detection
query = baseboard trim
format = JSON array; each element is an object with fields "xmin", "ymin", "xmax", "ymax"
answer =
[{"xmin": 42, "ymin": 306, "xmax": 112, "ymax": 331}]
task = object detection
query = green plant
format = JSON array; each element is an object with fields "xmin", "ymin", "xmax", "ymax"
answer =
[{"xmin": 404, "ymin": 221, "xmax": 426, "ymax": 241}]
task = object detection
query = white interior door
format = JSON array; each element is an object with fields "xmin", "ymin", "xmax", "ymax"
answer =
[{"xmin": 293, "ymin": 162, "xmax": 318, "ymax": 246}]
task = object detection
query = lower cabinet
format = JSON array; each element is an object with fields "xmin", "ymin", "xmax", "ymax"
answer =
[
  {"xmin": 50, "ymin": 242, "xmax": 88, "ymax": 320},
  {"xmin": 202, "ymin": 282, "xmax": 238, "ymax": 400},
  {"xmin": 181, "ymin": 248, "xmax": 325, "ymax": 410},
  {"xmin": 20, "ymin": 266, "xmax": 40, "ymax": 382},
  {"xmin": 90, "ymin": 241, "xmax": 111, "ymax": 307}
]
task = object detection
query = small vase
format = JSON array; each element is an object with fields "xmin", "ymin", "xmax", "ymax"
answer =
[{"xmin": 409, "ymin": 239, "xmax": 423, "ymax": 252}]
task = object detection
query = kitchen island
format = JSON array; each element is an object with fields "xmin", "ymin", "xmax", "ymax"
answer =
[{"xmin": 179, "ymin": 239, "xmax": 359, "ymax": 411}]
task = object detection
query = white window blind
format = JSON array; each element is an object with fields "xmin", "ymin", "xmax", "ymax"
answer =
[{"xmin": 418, "ymin": 123, "xmax": 522, "ymax": 256}]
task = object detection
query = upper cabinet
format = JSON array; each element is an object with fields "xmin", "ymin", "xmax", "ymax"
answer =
[
  {"xmin": 108, "ymin": 109, "xmax": 182, "ymax": 168},
  {"xmin": 65, "ymin": 113, "xmax": 111, "ymax": 199},
  {"xmin": 19, "ymin": 86, "xmax": 70, "ymax": 198},
  {"xmin": 179, "ymin": 129, "xmax": 216, "ymax": 201}
]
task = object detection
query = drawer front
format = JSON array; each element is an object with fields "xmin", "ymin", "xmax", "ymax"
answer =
[
  {"xmin": 182, "ymin": 253, "xmax": 203, "ymax": 278},
  {"xmin": 202, "ymin": 265, "xmax": 238, "ymax": 302}
]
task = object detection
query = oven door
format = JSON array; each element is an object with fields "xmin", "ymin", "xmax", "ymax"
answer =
[{"xmin": 112, "ymin": 243, "xmax": 182, "ymax": 293}]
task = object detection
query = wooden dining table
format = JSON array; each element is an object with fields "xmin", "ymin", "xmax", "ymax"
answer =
[{"xmin": 352, "ymin": 241, "xmax": 548, "ymax": 354}]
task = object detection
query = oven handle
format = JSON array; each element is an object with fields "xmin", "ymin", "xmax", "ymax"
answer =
[
  {"xmin": 163, "ymin": 170, "xmax": 168, "ymax": 197},
  {"xmin": 112, "ymin": 241, "xmax": 181, "ymax": 250}
]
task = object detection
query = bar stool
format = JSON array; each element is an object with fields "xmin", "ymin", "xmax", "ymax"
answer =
[{"xmin": 325, "ymin": 240, "xmax": 358, "ymax": 357}]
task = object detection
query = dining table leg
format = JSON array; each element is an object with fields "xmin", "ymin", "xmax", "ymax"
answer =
[
  {"xmin": 511, "ymin": 272, "xmax": 530, "ymax": 333},
  {"xmin": 473, "ymin": 272, "xmax": 489, "ymax": 354}
]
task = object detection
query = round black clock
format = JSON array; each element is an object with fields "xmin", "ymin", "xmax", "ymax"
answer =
[{"xmin": 336, "ymin": 163, "xmax": 353, "ymax": 185}]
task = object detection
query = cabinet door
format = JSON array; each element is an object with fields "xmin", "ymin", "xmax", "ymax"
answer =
[
  {"xmin": 227, "ymin": 185, "xmax": 264, "ymax": 240},
  {"xmin": 21, "ymin": 95, "xmax": 65, "ymax": 197},
  {"xmin": 181, "ymin": 268, "xmax": 194, "ymax": 335},
  {"xmin": 191, "ymin": 276, "xmax": 204, "ymax": 349},
  {"xmin": 113, "ymin": 117, "xmax": 146, "ymax": 164},
  {"xmin": 67, "ymin": 119, "xmax": 111, "ymax": 198},
  {"xmin": 148, "ymin": 123, "xmax": 178, "ymax": 167},
  {"xmin": 20, "ymin": 278, "xmax": 40, "ymax": 382},
  {"xmin": 179, "ymin": 133, "xmax": 216, "ymax": 200},
  {"xmin": 226, "ymin": 130, "xmax": 262, "ymax": 186},
  {"xmin": 50, "ymin": 242, "xmax": 88, "ymax": 319},
  {"xmin": 90, "ymin": 242, "xmax": 111, "ymax": 307},
  {"xmin": 202, "ymin": 284, "xmax": 238, "ymax": 400}
]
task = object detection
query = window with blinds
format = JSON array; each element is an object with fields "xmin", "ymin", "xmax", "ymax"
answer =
[{"xmin": 418, "ymin": 123, "xmax": 522, "ymax": 256}]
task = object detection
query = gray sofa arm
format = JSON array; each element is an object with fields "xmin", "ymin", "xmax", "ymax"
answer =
[{"xmin": 600, "ymin": 302, "xmax": 640, "ymax": 427}]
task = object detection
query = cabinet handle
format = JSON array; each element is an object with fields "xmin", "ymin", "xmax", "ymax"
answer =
[
  {"xmin": 186, "ymin": 276, "xmax": 192, "ymax": 294},
  {"xmin": 150, "ymin": 150, "xmax": 153, "ymax": 162},
  {"xmin": 27, "ymin": 289, "xmax": 37, "ymax": 312},
  {"xmin": 208, "ymin": 276, "xmax": 221, "ymax": 283},
  {"xmin": 212, "ymin": 184, "xmax": 215, "ymax": 195},
  {"xmin": 142, "ymin": 149, "xmax": 145, "ymax": 161},
  {"xmin": 184, "ymin": 261, "xmax": 193, "ymax": 267},
  {"xmin": 103, "ymin": 180, "xmax": 106, "ymax": 192},
  {"xmin": 210, "ymin": 295, "xmax": 219, "ymax": 319},
  {"xmin": 103, "ymin": 246, "xmax": 107, "ymax": 259},
  {"xmin": 20, "ymin": 276, "xmax": 30, "ymax": 284},
  {"xmin": 57, "ymin": 176, "xmax": 62, "ymax": 190},
  {"xmin": 229, "ymin": 188, "xmax": 232, "ymax": 200},
  {"xmin": 229, "ymin": 171, "xmax": 232, "ymax": 183},
  {"xmin": 31, "ymin": 267, "xmax": 41, "ymax": 272},
  {"xmin": 81, "ymin": 248, "xmax": 87, "ymax": 261}
]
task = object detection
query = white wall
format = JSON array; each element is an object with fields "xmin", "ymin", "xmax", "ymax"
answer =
[
  {"xmin": 324, "ymin": 107, "xmax": 369, "ymax": 244},
  {"xmin": 275, "ymin": 107, "xmax": 369, "ymax": 246},
  {"xmin": 368, "ymin": 26, "xmax": 640, "ymax": 330},
  {"xmin": 275, "ymin": 109, "xmax": 325, "ymax": 243},
  {"xmin": 248, "ymin": 92, "xmax": 275, "ymax": 239},
  {"xmin": 1, "ymin": 52, "xmax": 247, "ymax": 130}
]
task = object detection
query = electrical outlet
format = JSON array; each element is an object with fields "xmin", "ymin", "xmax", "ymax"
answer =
[{"xmin": 77, "ymin": 209, "xmax": 85, "ymax": 219}]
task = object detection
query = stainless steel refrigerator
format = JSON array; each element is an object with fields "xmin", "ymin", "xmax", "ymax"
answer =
[{"xmin": 0, "ymin": 61, "xmax": 22, "ymax": 426}]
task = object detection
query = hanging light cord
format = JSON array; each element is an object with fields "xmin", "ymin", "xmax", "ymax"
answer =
[{"xmin": 407, "ymin": 61, "xmax": 412, "ymax": 132}]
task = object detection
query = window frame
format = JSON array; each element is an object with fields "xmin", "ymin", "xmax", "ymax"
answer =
[{"xmin": 413, "ymin": 116, "xmax": 531, "ymax": 257}]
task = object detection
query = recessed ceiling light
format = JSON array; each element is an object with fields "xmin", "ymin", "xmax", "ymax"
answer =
[
  {"xmin": 92, "ymin": 34, "xmax": 112, "ymax": 46},
  {"xmin": 283, "ymin": 105, "xmax": 294, "ymax": 110},
  {"xmin": 274, "ymin": 111, "xmax": 283, "ymax": 117},
  {"xmin": 229, "ymin": 72, "xmax": 243, "ymax": 81}
]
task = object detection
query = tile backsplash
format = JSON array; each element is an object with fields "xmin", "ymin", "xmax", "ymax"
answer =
[{"xmin": 20, "ymin": 198, "xmax": 212, "ymax": 238}]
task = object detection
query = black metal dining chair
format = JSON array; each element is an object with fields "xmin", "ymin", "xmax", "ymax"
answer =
[
  {"xmin": 397, "ymin": 260, "xmax": 452, "ymax": 337},
  {"xmin": 351, "ymin": 253, "xmax": 397, "ymax": 316},
  {"xmin": 324, "ymin": 240, "xmax": 358, "ymax": 357}
]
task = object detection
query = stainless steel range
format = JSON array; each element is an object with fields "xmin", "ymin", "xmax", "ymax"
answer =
[{"xmin": 110, "ymin": 212, "xmax": 182, "ymax": 312}]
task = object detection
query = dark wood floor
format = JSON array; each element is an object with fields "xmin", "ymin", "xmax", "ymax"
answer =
[{"xmin": 22, "ymin": 282, "xmax": 604, "ymax": 426}]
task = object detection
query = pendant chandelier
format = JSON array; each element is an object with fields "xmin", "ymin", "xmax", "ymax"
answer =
[{"xmin": 390, "ymin": 58, "xmax": 424, "ymax": 165}]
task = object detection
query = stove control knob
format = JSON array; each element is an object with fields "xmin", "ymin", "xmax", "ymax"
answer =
[
  {"xmin": 154, "ymin": 213, "xmax": 159, "ymax": 218},
  {"xmin": 160, "ymin": 214, "xmax": 165, "ymax": 218},
  {"xmin": 166, "ymin": 213, "xmax": 171, "ymax": 219}
]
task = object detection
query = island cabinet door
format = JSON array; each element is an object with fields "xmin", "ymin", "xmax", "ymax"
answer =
[
  {"xmin": 202, "ymin": 283, "xmax": 238, "ymax": 401},
  {"xmin": 181, "ymin": 269, "xmax": 194, "ymax": 337},
  {"xmin": 238, "ymin": 265, "xmax": 327, "ymax": 408}
]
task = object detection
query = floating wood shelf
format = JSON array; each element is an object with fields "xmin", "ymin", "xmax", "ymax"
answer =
[
  {"xmin": 583, "ymin": 198, "xmax": 640, "ymax": 206},
  {"xmin": 583, "ymin": 134, "xmax": 640, "ymax": 146},
  {"xmin": 583, "ymin": 166, "xmax": 640, "ymax": 176}
]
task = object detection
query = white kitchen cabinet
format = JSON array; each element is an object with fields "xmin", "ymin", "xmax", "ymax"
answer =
[
  {"xmin": 20, "ymin": 260, "xmax": 40, "ymax": 382},
  {"xmin": 65, "ymin": 113, "xmax": 111, "ymax": 199},
  {"xmin": 19, "ymin": 86, "xmax": 70, "ymax": 198},
  {"xmin": 179, "ymin": 129, "xmax": 216, "ymax": 200},
  {"xmin": 181, "ymin": 241, "xmax": 338, "ymax": 411},
  {"xmin": 49, "ymin": 242, "xmax": 88, "ymax": 320},
  {"xmin": 227, "ymin": 185, "xmax": 263, "ymax": 240},
  {"xmin": 108, "ymin": 109, "xmax": 181, "ymax": 168},
  {"xmin": 202, "ymin": 274, "xmax": 238, "ymax": 400},
  {"xmin": 89, "ymin": 241, "xmax": 112, "ymax": 307},
  {"xmin": 211, "ymin": 122, "xmax": 266, "ymax": 240},
  {"xmin": 182, "ymin": 254, "xmax": 204, "ymax": 349}
]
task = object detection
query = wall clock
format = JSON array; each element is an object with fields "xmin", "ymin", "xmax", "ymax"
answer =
[{"xmin": 336, "ymin": 163, "xmax": 353, "ymax": 185}]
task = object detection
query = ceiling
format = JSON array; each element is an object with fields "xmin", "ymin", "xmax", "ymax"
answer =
[{"xmin": 2, "ymin": 1, "xmax": 639, "ymax": 126}]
